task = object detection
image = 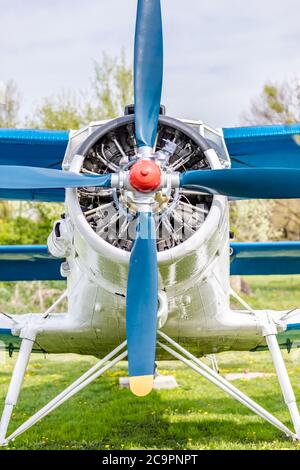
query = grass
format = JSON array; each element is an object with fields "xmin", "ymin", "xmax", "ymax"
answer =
[{"xmin": 0, "ymin": 275, "xmax": 300, "ymax": 450}]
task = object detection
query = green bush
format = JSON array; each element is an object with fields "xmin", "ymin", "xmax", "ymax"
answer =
[{"xmin": 0, "ymin": 202, "xmax": 63, "ymax": 246}]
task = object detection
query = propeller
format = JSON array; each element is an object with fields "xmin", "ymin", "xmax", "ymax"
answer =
[
  {"xmin": 180, "ymin": 168, "xmax": 300, "ymax": 199},
  {"xmin": 2, "ymin": 165, "xmax": 300, "ymax": 201},
  {"xmin": 124, "ymin": 0, "xmax": 164, "ymax": 396},
  {"xmin": 134, "ymin": 0, "xmax": 163, "ymax": 149},
  {"xmin": 126, "ymin": 212, "xmax": 158, "ymax": 396},
  {"xmin": 0, "ymin": 166, "xmax": 112, "ymax": 189}
]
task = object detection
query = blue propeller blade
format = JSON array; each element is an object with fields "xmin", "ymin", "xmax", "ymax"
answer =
[
  {"xmin": 126, "ymin": 212, "xmax": 158, "ymax": 396},
  {"xmin": 180, "ymin": 168, "xmax": 300, "ymax": 199},
  {"xmin": 134, "ymin": 0, "xmax": 163, "ymax": 148},
  {"xmin": 0, "ymin": 166, "xmax": 112, "ymax": 190}
]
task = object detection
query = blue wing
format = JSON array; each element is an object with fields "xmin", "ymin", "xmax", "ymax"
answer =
[
  {"xmin": 223, "ymin": 124, "xmax": 300, "ymax": 169},
  {"xmin": 2, "ymin": 125, "xmax": 300, "ymax": 173},
  {"xmin": 0, "ymin": 129, "xmax": 69, "ymax": 168},
  {"xmin": 1, "ymin": 242, "xmax": 299, "ymax": 281},
  {"xmin": 0, "ymin": 245, "xmax": 63, "ymax": 281},
  {"xmin": 0, "ymin": 129, "xmax": 69, "ymax": 201},
  {"xmin": 230, "ymin": 242, "xmax": 300, "ymax": 275}
]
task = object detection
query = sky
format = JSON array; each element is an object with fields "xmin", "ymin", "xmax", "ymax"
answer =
[{"xmin": 1, "ymin": 0, "xmax": 300, "ymax": 128}]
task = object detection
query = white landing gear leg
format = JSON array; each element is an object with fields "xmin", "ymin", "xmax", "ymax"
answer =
[
  {"xmin": 158, "ymin": 330, "xmax": 297, "ymax": 440},
  {"xmin": 265, "ymin": 332, "xmax": 300, "ymax": 438},
  {"xmin": 0, "ymin": 328, "xmax": 36, "ymax": 445},
  {"xmin": 2, "ymin": 341, "xmax": 127, "ymax": 445}
]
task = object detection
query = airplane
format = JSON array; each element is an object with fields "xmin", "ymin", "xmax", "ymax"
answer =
[{"xmin": 1, "ymin": 0, "xmax": 300, "ymax": 445}]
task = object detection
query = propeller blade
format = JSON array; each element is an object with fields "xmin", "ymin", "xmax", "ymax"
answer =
[
  {"xmin": 134, "ymin": 0, "xmax": 163, "ymax": 149},
  {"xmin": 180, "ymin": 168, "xmax": 300, "ymax": 199},
  {"xmin": 126, "ymin": 211, "xmax": 158, "ymax": 397},
  {"xmin": 0, "ymin": 166, "xmax": 112, "ymax": 189}
]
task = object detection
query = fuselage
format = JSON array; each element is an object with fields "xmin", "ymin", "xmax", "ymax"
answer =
[{"xmin": 35, "ymin": 123, "xmax": 263, "ymax": 358}]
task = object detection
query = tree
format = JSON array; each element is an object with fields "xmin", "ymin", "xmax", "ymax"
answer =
[
  {"xmin": 233, "ymin": 78, "xmax": 300, "ymax": 242},
  {"xmin": 87, "ymin": 51, "xmax": 133, "ymax": 121},
  {"xmin": 0, "ymin": 81, "xmax": 21, "ymax": 228},
  {"xmin": 27, "ymin": 91, "xmax": 83, "ymax": 130},
  {"xmin": 0, "ymin": 80, "xmax": 20, "ymax": 128},
  {"xmin": 243, "ymin": 79, "xmax": 300, "ymax": 125},
  {"xmin": 0, "ymin": 54, "xmax": 133, "ymax": 307},
  {"xmin": 16, "ymin": 51, "xmax": 133, "ymax": 244},
  {"xmin": 29, "ymin": 51, "xmax": 133, "ymax": 130},
  {"xmin": 230, "ymin": 199, "xmax": 282, "ymax": 242}
]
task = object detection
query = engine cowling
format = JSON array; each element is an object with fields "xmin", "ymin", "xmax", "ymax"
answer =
[{"xmin": 50, "ymin": 114, "xmax": 229, "ymax": 296}]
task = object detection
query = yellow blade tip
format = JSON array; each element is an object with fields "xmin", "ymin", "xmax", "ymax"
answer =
[{"xmin": 129, "ymin": 375, "xmax": 154, "ymax": 397}]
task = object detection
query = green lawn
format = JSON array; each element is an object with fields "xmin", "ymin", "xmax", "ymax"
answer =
[{"xmin": 1, "ymin": 276, "xmax": 300, "ymax": 450}]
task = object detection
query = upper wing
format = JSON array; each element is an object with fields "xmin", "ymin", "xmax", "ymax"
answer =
[
  {"xmin": 223, "ymin": 124, "xmax": 300, "ymax": 169},
  {"xmin": 1, "ymin": 123, "xmax": 300, "ymax": 200},
  {"xmin": 0, "ymin": 128, "xmax": 69, "ymax": 168},
  {"xmin": 0, "ymin": 129, "xmax": 69, "ymax": 201}
]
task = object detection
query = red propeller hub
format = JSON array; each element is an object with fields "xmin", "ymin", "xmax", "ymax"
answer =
[{"xmin": 129, "ymin": 159, "xmax": 161, "ymax": 192}]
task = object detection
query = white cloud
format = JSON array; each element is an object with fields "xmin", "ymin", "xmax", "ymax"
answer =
[{"xmin": 1, "ymin": 0, "xmax": 300, "ymax": 128}]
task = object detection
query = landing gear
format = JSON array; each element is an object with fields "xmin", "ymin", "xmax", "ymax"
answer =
[
  {"xmin": 158, "ymin": 330, "xmax": 300, "ymax": 440},
  {"xmin": 0, "ymin": 328, "xmax": 36, "ymax": 445},
  {"xmin": 0, "ymin": 338, "xmax": 127, "ymax": 446},
  {"xmin": 1, "ymin": 326, "xmax": 299, "ymax": 444},
  {"xmin": 265, "ymin": 332, "xmax": 300, "ymax": 438}
]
